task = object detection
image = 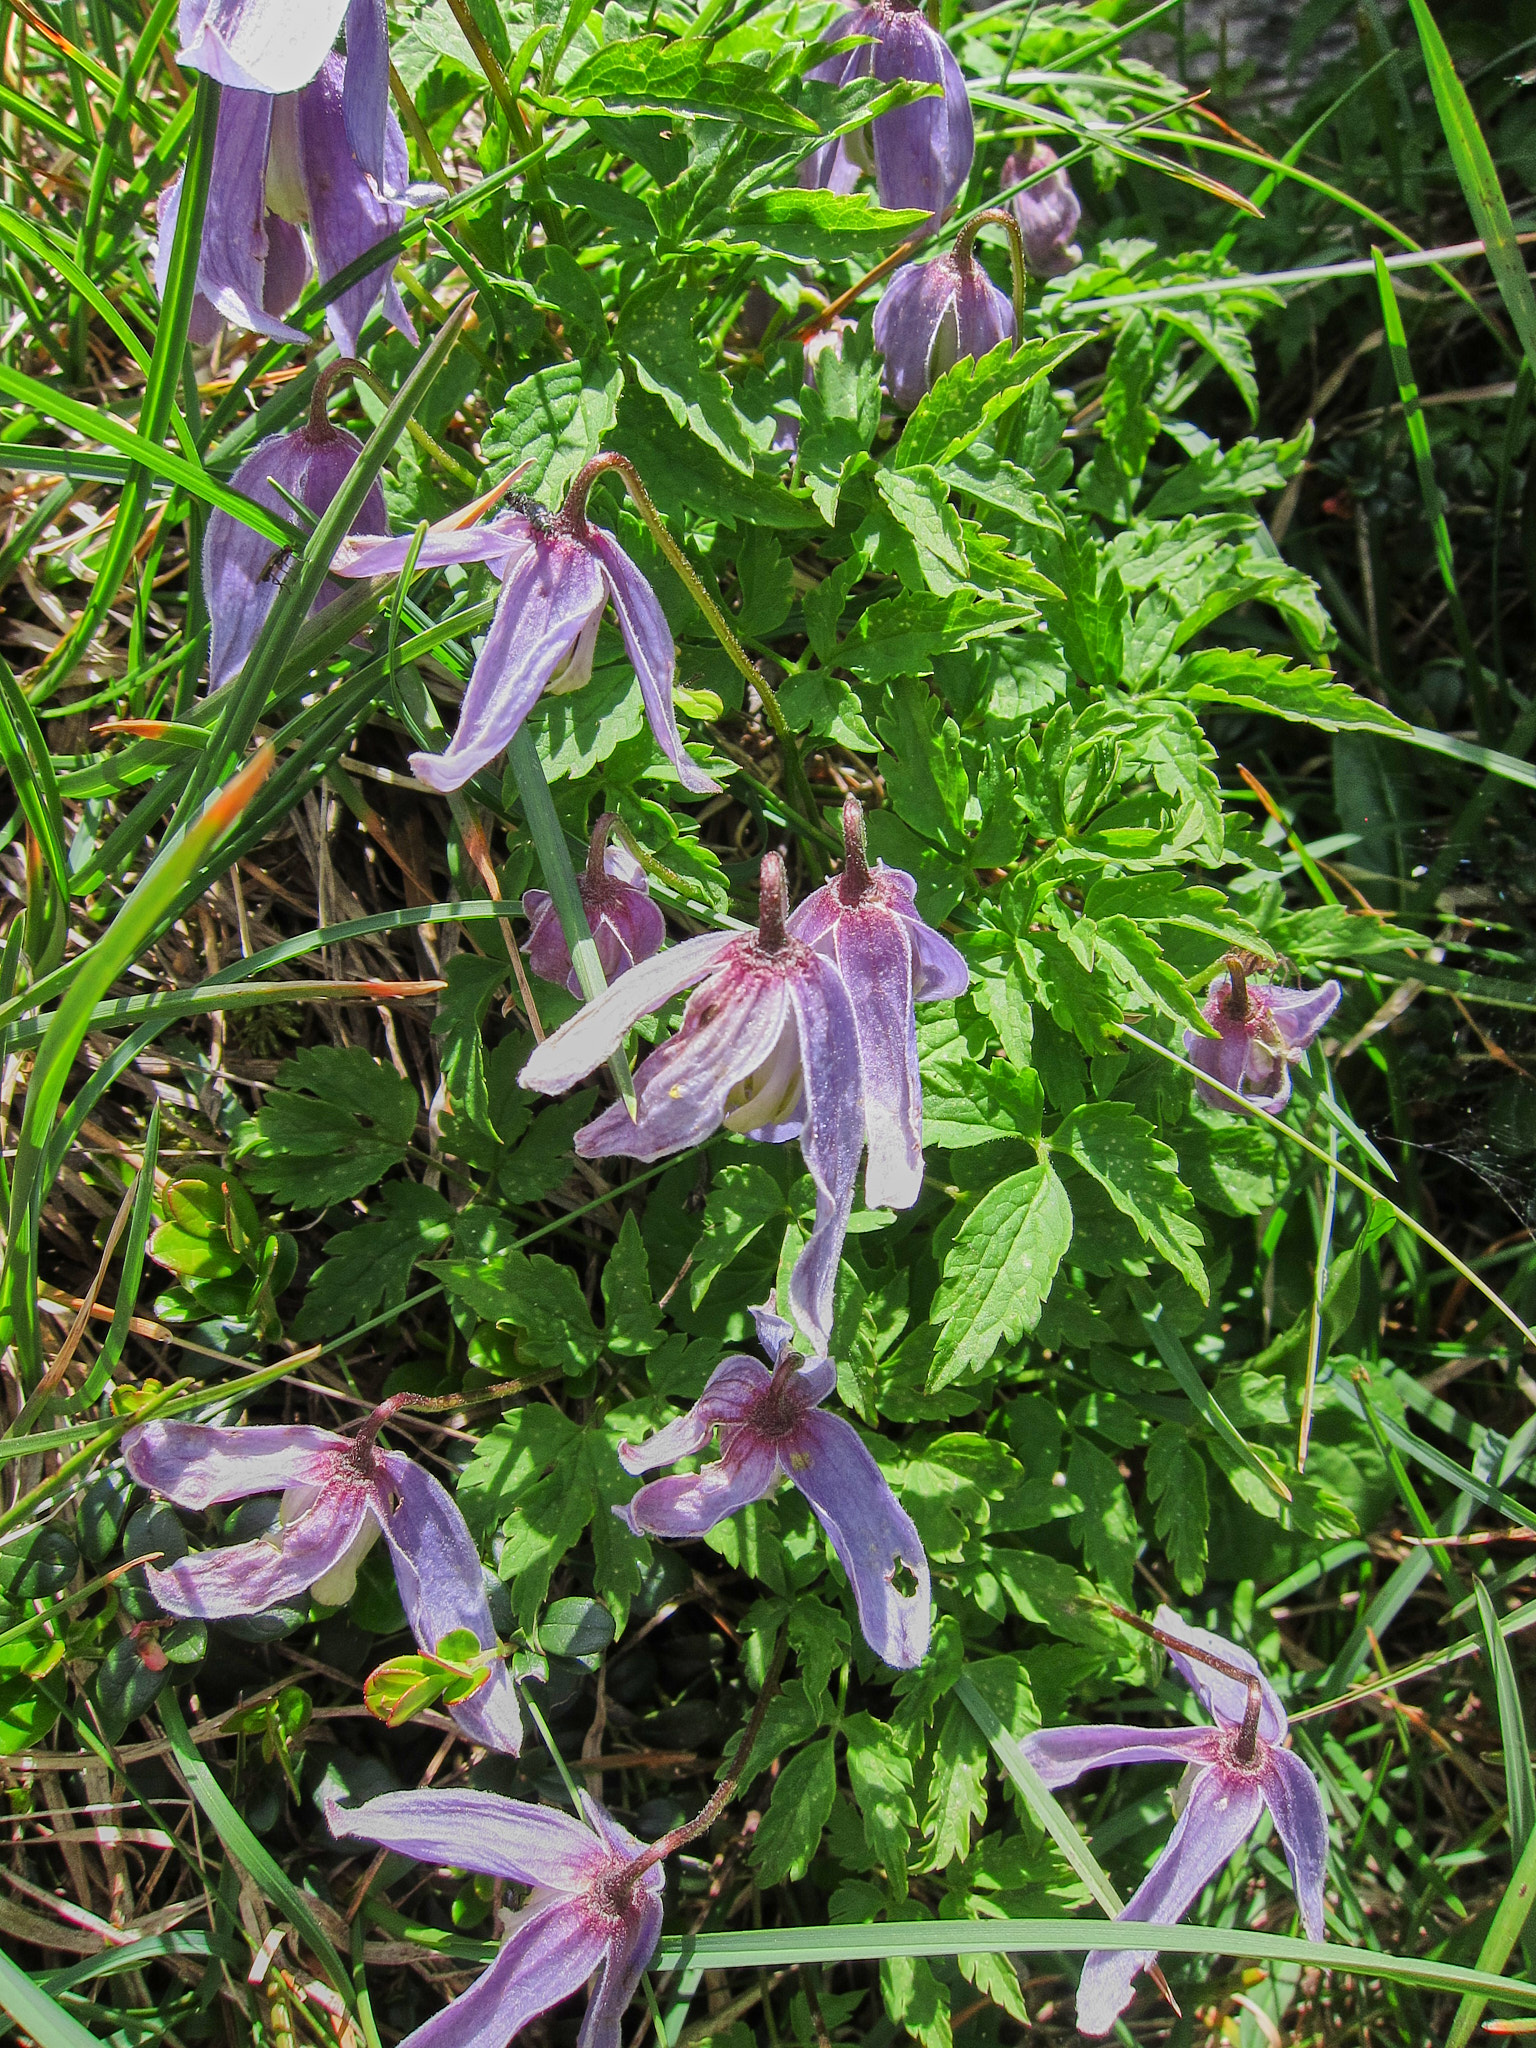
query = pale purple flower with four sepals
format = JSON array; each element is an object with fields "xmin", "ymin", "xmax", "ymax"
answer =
[
  {"xmin": 788, "ymin": 794, "xmax": 967, "ymax": 1212},
  {"xmin": 618, "ymin": 1300, "xmax": 930, "ymax": 1668},
  {"xmin": 177, "ymin": 0, "xmax": 393, "ymax": 192},
  {"xmin": 328, "ymin": 463, "xmax": 720, "ymax": 799},
  {"xmin": 156, "ymin": 55, "xmax": 433, "ymax": 359},
  {"xmin": 325, "ymin": 1785, "xmax": 666, "ymax": 2048},
  {"xmin": 1002, "ymin": 140, "xmax": 1083, "ymax": 278},
  {"xmin": 518, "ymin": 854, "xmax": 862, "ymax": 1356},
  {"xmin": 122, "ymin": 1407, "xmax": 522, "ymax": 1755},
  {"xmin": 1021, "ymin": 1606, "xmax": 1328, "ymax": 2037},
  {"xmin": 523, "ymin": 821, "xmax": 666, "ymax": 997},
  {"xmin": 873, "ymin": 239, "xmax": 1015, "ymax": 413},
  {"xmin": 1183, "ymin": 958, "xmax": 1342, "ymax": 1116},
  {"xmin": 202, "ymin": 407, "xmax": 389, "ymax": 692},
  {"xmin": 800, "ymin": 0, "xmax": 974, "ymax": 234}
]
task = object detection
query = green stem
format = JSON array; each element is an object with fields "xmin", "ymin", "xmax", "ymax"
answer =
[
  {"xmin": 956, "ymin": 206, "xmax": 1027, "ymax": 340},
  {"xmin": 505, "ymin": 727, "xmax": 636, "ymax": 1113},
  {"xmin": 313, "ymin": 356, "xmax": 479, "ymax": 489},
  {"xmin": 440, "ymin": 0, "xmax": 530, "ymax": 149}
]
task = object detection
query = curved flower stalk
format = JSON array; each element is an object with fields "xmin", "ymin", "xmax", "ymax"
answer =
[
  {"xmin": 1184, "ymin": 957, "xmax": 1341, "ymax": 1115},
  {"xmin": 157, "ymin": 54, "xmax": 434, "ymax": 357},
  {"xmin": 178, "ymin": 0, "xmax": 392, "ymax": 190},
  {"xmin": 1023, "ymin": 1606, "xmax": 1327, "ymax": 2036},
  {"xmin": 519, "ymin": 854, "xmax": 861, "ymax": 1353},
  {"xmin": 801, "ymin": 0, "xmax": 974, "ymax": 233},
  {"xmin": 874, "ymin": 209, "xmax": 1023, "ymax": 413},
  {"xmin": 123, "ymin": 1400, "xmax": 522, "ymax": 1754},
  {"xmin": 619, "ymin": 1301, "xmax": 930, "ymax": 1667},
  {"xmin": 789, "ymin": 794, "xmax": 967, "ymax": 1212},
  {"xmin": 203, "ymin": 362, "xmax": 389, "ymax": 692},
  {"xmin": 1003, "ymin": 140, "xmax": 1083, "ymax": 277},
  {"xmin": 329, "ymin": 457, "xmax": 719, "ymax": 798},
  {"xmin": 524, "ymin": 815, "xmax": 665, "ymax": 995}
]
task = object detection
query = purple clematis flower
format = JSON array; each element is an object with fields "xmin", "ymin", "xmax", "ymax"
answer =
[
  {"xmin": 203, "ymin": 390, "xmax": 389, "ymax": 692},
  {"xmin": 158, "ymin": 55, "xmax": 431, "ymax": 359},
  {"xmin": 524, "ymin": 816, "xmax": 666, "ymax": 996},
  {"xmin": 330, "ymin": 458, "xmax": 719, "ymax": 799},
  {"xmin": 518, "ymin": 854, "xmax": 861, "ymax": 1354},
  {"xmin": 1184, "ymin": 957, "xmax": 1341, "ymax": 1116},
  {"xmin": 801, "ymin": 0, "xmax": 974, "ymax": 233},
  {"xmin": 873, "ymin": 230, "xmax": 1015, "ymax": 413},
  {"xmin": 327, "ymin": 1786, "xmax": 665, "ymax": 2048},
  {"xmin": 122, "ymin": 1402, "xmax": 522, "ymax": 1755},
  {"xmin": 1003, "ymin": 140, "xmax": 1083, "ymax": 277},
  {"xmin": 789, "ymin": 795, "xmax": 967, "ymax": 1211},
  {"xmin": 1023, "ymin": 1607, "xmax": 1328, "ymax": 2037},
  {"xmin": 178, "ymin": 0, "xmax": 392, "ymax": 190},
  {"xmin": 619, "ymin": 1301, "xmax": 930, "ymax": 1668}
]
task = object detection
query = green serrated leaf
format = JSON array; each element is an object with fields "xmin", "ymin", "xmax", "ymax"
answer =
[
  {"xmin": 844, "ymin": 1713, "xmax": 917, "ymax": 1898},
  {"xmin": 750, "ymin": 1736, "xmax": 837, "ymax": 1887},
  {"xmin": 930, "ymin": 1165, "xmax": 1073, "ymax": 1386},
  {"xmin": 1052, "ymin": 1101, "xmax": 1206, "ymax": 1296},
  {"xmin": 1144, "ymin": 1424, "xmax": 1210, "ymax": 1594},
  {"xmin": 232, "ymin": 1046, "xmax": 419, "ymax": 1209},
  {"xmin": 292, "ymin": 1182, "xmax": 454, "ymax": 1341}
]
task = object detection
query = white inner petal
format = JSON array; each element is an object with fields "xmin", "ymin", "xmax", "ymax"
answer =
[
  {"xmin": 722, "ymin": 1022, "xmax": 804, "ymax": 1133},
  {"xmin": 311, "ymin": 1516, "xmax": 383, "ymax": 1608},
  {"xmin": 264, "ymin": 98, "xmax": 309, "ymax": 227}
]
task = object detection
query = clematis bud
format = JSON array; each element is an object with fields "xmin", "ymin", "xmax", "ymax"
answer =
[
  {"xmin": 330, "ymin": 454, "xmax": 720, "ymax": 798},
  {"xmin": 801, "ymin": 0, "xmax": 974, "ymax": 232},
  {"xmin": 1184, "ymin": 958, "xmax": 1341, "ymax": 1116},
  {"xmin": 523, "ymin": 816, "xmax": 666, "ymax": 996},
  {"xmin": 874, "ymin": 209, "xmax": 1021, "ymax": 413},
  {"xmin": 772, "ymin": 317, "xmax": 852, "ymax": 456},
  {"xmin": 203, "ymin": 362, "xmax": 389, "ymax": 691},
  {"xmin": 1002, "ymin": 140, "xmax": 1083, "ymax": 276},
  {"xmin": 157, "ymin": 52, "xmax": 436, "ymax": 359}
]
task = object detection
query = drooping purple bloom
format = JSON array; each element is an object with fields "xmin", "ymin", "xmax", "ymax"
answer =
[
  {"xmin": 329, "ymin": 463, "xmax": 720, "ymax": 798},
  {"xmin": 157, "ymin": 54, "xmax": 431, "ymax": 359},
  {"xmin": 801, "ymin": 0, "xmax": 974, "ymax": 233},
  {"xmin": 122, "ymin": 1407, "xmax": 522, "ymax": 1755},
  {"xmin": 178, "ymin": 0, "xmax": 392, "ymax": 190},
  {"xmin": 1003, "ymin": 141, "xmax": 1082, "ymax": 277},
  {"xmin": 327, "ymin": 1786, "xmax": 665, "ymax": 2048},
  {"xmin": 873, "ymin": 239, "xmax": 1014, "ymax": 412},
  {"xmin": 1183, "ymin": 960, "xmax": 1341, "ymax": 1116},
  {"xmin": 619, "ymin": 1301, "xmax": 930, "ymax": 1668},
  {"xmin": 203, "ymin": 408, "xmax": 389, "ymax": 691},
  {"xmin": 524, "ymin": 820, "xmax": 665, "ymax": 996},
  {"xmin": 788, "ymin": 795, "xmax": 966, "ymax": 1211},
  {"xmin": 1023, "ymin": 1607, "xmax": 1328, "ymax": 2037},
  {"xmin": 518, "ymin": 855, "xmax": 861, "ymax": 1354}
]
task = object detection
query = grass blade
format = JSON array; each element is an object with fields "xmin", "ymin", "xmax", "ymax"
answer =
[
  {"xmin": 0, "ymin": 1949, "xmax": 107, "ymax": 2048},
  {"xmin": 1474, "ymin": 1578, "xmax": 1536, "ymax": 1856},
  {"xmin": 1447, "ymin": 1820, "xmax": 1536, "ymax": 2048}
]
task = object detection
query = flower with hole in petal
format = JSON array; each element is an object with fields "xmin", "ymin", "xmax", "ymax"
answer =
[
  {"xmin": 518, "ymin": 854, "xmax": 861, "ymax": 1354},
  {"xmin": 788, "ymin": 794, "xmax": 966, "ymax": 1212},
  {"xmin": 326, "ymin": 1785, "xmax": 665, "ymax": 2048},
  {"xmin": 122, "ymin": 1406, "xmax": 521, "ymax": 1754},
  {"xmin": 619, "ymin": 1301, "xmax": 929, "ymax": 1668},
  {"xmin": 203, "ymin": 398, "xmax": 389, "ymax": 692},
  {"xmin": 1184, "ymin": 958, "xmax": 1341, "ymax": 1116},
  {"xmin": 1022, "ymin": 1606, "xmax": 1327, "ymax": 2037},
  {"xmin": 157, "ymin": 54, "xmax": 433, "ymax": 358},
  {"xmin": 873, "ymin": 235, "xmax": 1014, "ymax": 412},
  {"xmin": 801, "ymin": 0, "xmax": 973, "ymax": 233},
  {"xmin": 1003, "ymin": 140, "xmax": 1082, "ymax": 277},
  {"xmin": 329, "ymin": 463, "xmax": 719, "ymax": 798},
  {"xmin": 524, "ymin": 817, "xmax": 665, "ymax": 996},
  {"xmin": 178, "ymin": 0, "xmax": 392, "ymax": 189}
]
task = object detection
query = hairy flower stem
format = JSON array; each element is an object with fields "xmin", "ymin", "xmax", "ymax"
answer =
[
  {"xmin": 311, "ymin": 357, "xmax": 478, "ymax": 488},
  {"xmin": 955, "ymin": 207, "xmax": 1028, "ymax": 340},
  {"xmin": 1102, "ymin": 1600, "xmax": 1267, "ymax": 1765},
  {"xmin": 352, "ymin": 1373, "xmax": 560, "ymax": 1449},
  {"xmin": 562, "ymin": 454, "xmax": 824, "ymax": 853}
]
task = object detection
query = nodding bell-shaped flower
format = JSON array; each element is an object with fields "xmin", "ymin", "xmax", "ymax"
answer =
[
  {"xmin": 618, "ymin": 1302, "xmax": 930, "ymax": 1668},
  {"xmin": 789, "ymin": 795, "xmax": 967, "ymax": 1211},
  {"xmin": 1023, "ymin": 1607, "xmax": 1327, "ymax": 2036},
  {"xmin": 518, "ymin": 854, "xmax": 862, "ymax": 1355},
  {"xmin": 524, "ymin": 816, "xmax": 666, "ymax": 996},
  {"xmin": 874, "ymin": 210, "xmax": 1020, "ymax": 413},
  {"xmin": 178, "ymin": 0, "xmax": 393, "ymax": 191},
  {"xmin": 1184, "ymin": 958, "xmax": 1341, "ymax": 1116},
  {"xmin": 329, "ymin": 455, "xmax": 720, "ymax": 799},
  {"xmin": 122, "ymin": 1404, "xmax": 522, "ymax": 1755},
  {"xmin": 1003, "ymin": 140, "xmax": 1083, "ymax": 277},
  {"xmin": 326, "ymin": 1787, "xmax": 666, "ymax": 2048},
  {"xmin": 158, "ymin": 54, "xmax": 433, "ymax": 359},
  {"xmin": 202, "ymin": 364, "xmax": 389, "ymax": 692},
  {"xmin": 801, "ymin": 0, "xmax": 974, "ymax": 233}
]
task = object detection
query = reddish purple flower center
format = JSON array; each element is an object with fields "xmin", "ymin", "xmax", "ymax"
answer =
[
  {"xmin": 745, "ymin": 1358, "xmax": 811, "ymax": 1443},
  {"xmin": 584, "ymin": 1857, "xmax": 640, "ymax": 1926}
]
